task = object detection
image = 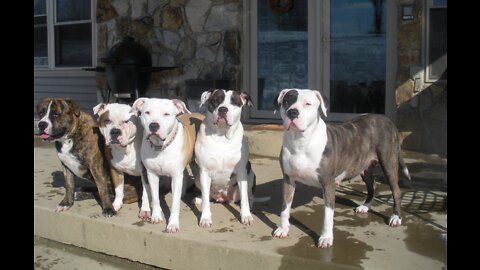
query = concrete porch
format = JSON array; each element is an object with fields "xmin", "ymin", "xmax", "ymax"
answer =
[{"xmin": 34, "ymin": 128, "xmax": 447, "ymax": 270}]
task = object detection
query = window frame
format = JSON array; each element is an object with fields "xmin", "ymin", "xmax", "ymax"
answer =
[
  {"xmin": 424, "ymin": 0, "xmax": 447, "ymax": 83},
  {"xmin": 242, "ymin": 0, "xmax": 396, "ymax": 123},
  {"xmin": 34, "ymin": 0, "xmax": 97, "ymax": 70}
]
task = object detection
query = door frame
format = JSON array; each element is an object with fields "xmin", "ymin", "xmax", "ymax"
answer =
[{"xmin": 243, "ymin": 0, "xmax": 397, "ymax": 123}]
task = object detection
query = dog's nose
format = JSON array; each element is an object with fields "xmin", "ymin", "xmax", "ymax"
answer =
[
  {"xmin": 287, "ymin": 109, "xmax": 299, "ymax": 120},
  {"xmin": 38, "ymin": 121, "xmax": 48, "ymax": 132},
  {"xmin": 218, "ymin": 106, "xmax": 228, "ymax": 115},
  {"xmin": 149, "ymin": 122, "xmax": 160, "ymax": 133},
  {"xmin": 110, "ymin": 128, "xmax": 121, "ymax": 138}
]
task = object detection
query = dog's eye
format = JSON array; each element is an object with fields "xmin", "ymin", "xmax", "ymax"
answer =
[
  {"xmin": 51, "ymin": 112, "xmax": 59, "ymax": 118},
  {"xmin": 305, "ymin": 102, "xmax": 312, "ymax": 106},
  {"xmin": 123, "ymin": 120, "xmax": 129, "ymax": 124},
  {"xmin": 164, "ymin": 113, "xmax": 170, "ymax": 116},
  {"xmin": 104, "ymin": 119, "xmax": 111, "ymax": 124},
  {"xmin": 145, "ymin": 111, "xmax": 150, "ymax": 115}
]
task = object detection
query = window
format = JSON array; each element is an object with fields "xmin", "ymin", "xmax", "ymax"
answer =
[
  {"xmin": 34, "ymin": 0, "xmax": 94, "ymax": 68},
  {"xmin": 425, "ymin": 0, "xmax": 447, "ymax": 82}
]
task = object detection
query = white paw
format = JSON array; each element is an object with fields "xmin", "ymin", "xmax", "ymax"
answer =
[
  {"xmin": 241, "ymin": 214, "xmax": 254, "ymax": 226},
  {"xmin": 273, "ymin": 226, "xmax": 289, "ymax": 238},
  {"xmin": 138, "ymin": 210, "xmax": 151, "ymax": 220},
  {"xmin": 54, "ymin": 205, "xmax": 70, "ymax": 213},
  {"xmin": 355, "ymin": 205, "xmax": 369, "ymax": 214},
  {"xmin": 150, "ymin": 212, "xmax": 164, "ymax": 224},
  {"xmin": 192, "ymin": 197, "xmax": 202, "ymax": 205},
  {"xmin": 199, "ymin": 215, "xmax": 212, "ymax": 228},
  {"xmin": 389, "ymin": 214, "xmax": 402, "ymax": 227},
  {"xmin": 166, "ymin": 222, "xmax": 180, "ymax": 233},
  {"xmin": 112, "ymin": 200, "xmax": 123, "ymax": 212},
  {"xmin": 317, "ymin": 235, "xmax": 334, "ymax": 248}
]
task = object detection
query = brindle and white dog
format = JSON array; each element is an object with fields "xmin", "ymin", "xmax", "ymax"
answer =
[
  {"xmin": 37, "ymin": 98, "xmax": 130, "ymax": 217},
  {"xmin": 273, "ymin": 89, "xmax": 411, "ymax": 248}
]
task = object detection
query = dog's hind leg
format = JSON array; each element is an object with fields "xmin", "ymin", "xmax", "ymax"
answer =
[
  {"xmin": 355, "ymin": 162, "xmax": 376, "ymax": 214},
  {"xmin": 378, "ymin": 152, "xmax": 403, "ymax": 227}
]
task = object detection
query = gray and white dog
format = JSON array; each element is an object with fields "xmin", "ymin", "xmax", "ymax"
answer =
[{"xmin": 273, "ymin": 89, "xmax": 411, "ymax": 248}]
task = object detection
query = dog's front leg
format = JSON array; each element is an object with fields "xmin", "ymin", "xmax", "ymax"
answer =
[
  {"xmin": 146, "ymin": 170, "xmax": 164, "ymax": 224},
  {"xmin": 167, "ymin": 172, "xmax": 183, "ymax": 233},
  {"xmin": 318, "ymin": 180, "xmax": 335, "ymax": 248},
  {"xmin": 199, "ymin": 169, "xmax": 213, "ymax": 228},
  {"xmin": 138, "ymin": 168, "xmax": 151, "ymax": 220},
  {"xmin": 237, "ymin": 169, "xmax": 254, "ymax": 225},
  {"xmin": 90, "ymin": 163, "xmax": 116, "ymax": 217},
  {"xmin": 273, "ymin": 175, "xmax": 295, "ymax": 238},
  {"xmin": 111, "ymin": 168, "xmax": 124, "ymax": 211},
  {"xmin": 55, "ymin": 165, "xmax": 76, "ymax": 212}
]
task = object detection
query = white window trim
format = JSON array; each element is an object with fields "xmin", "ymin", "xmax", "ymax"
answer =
[
  {"xmin": 424, "ymin": 0, "xmax": 447, "ymax": 83},
  {"xmin": 35, "ymin": 0, "xmax": 97, "ymax": 71},
  {"xmin": 243, "ymin": 0, "xmax": 396, "ymax": 123}
]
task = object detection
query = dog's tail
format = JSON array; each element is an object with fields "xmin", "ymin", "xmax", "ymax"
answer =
[{"xmin": 399, "ymin": 153, "xmax": 411, "ymax": 181}]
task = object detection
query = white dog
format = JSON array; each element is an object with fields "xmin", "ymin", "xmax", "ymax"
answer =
[
  {"xmin": 132, "ymin": 98, "xmax": 204, "ymax": 233},
  {"xmin": 194, "ymin": 89, "xmax": 258, "ymax": 227}
]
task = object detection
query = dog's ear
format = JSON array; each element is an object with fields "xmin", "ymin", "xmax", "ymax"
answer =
[
  {"xmin": 273, "ymin": 89, "xmax": 291, "ymax": 115},
  {"xmin": 200, "ymin": 89, "xmax": 216, "ymax": 108},
  {"xmin": 93, "ymin": 103, "xmax": 107, "ymax": 116},
  {"xmin": 239, "ymin": 91, "xmax": 254, "ymax": 107},
  {"xmin": 64, "ymin": 98, "xmax": 81, "ymax": 117},
  {"xmin": 172, "ymin": 99, "xmax": 191, "ymax": 115},
  {"xmin": 313, "ymin": 90, "xmax": 328, "ymax": 117},
  {"xmin": 131, "ymin": 98, "xmax": 147, "ymax": 115}
]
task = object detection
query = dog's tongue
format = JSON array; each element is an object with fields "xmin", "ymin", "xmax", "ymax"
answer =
[{"xmin": 40, "ymin": 134, "xmax": 50, "ymax": 139}]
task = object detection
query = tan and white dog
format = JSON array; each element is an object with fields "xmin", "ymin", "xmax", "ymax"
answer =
[
  {"xmin": 93, "ymin": 103, "xmax": 151, "ymax": 219},
  {"xmin": 131, "ymin": 98, "xmax": 204, "ymax": 233}
]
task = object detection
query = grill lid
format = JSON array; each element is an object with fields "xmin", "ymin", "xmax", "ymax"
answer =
[{"xmin": 101, "ymin": 36, "xmax": 152, "ymax": 66}]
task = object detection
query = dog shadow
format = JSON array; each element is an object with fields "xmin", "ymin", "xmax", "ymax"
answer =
[{"xmin": 50, "ymin": 171, "xmax": 101, "ymax": 202}]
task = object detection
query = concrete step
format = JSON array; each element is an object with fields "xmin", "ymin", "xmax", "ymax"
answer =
[{"xmin": 34, "ymin": 136, "xmax": 447, "ymax": 269}]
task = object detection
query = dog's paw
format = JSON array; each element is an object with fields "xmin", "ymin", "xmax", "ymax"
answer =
[
  {"xmin": 355, "ymin": 205, "xmax": 370, "ymax": 214},
  {"xmin": 388, "ymin": 214, "xmax": 402, "ymax": 227},
  {"xmin": 54, "ymin": 205, "xmax": 71, "ymax": 213},
  {"xmin": 166, "ymin": 222, "xmax": 180, "ymax": 233},
  {"xmin": 241, "ymin": 214, "xmax": 254, "ymax": 226},
  {"xmin": 150, "ymin": 212, "xmax": 164, "ymax": 224},
  {"xmin": 273, "ymin": 227, "xmax": 289, "ymax": 238},
  {"xmin": 138, "ymin": 210, "xmax": 151, "ymax": 220},
  {"xmin": 112, "ymin": 200, "xmax": 123, "ymax": 212},
  {"xmin": 199, "ymin": 215, "xmax": 212, "ymax": 228},
  {"xmin": 102, "ymin": 207, "xmax": 117, "ymax": 217},
  {"xmin": 317, "ymin": 236, "xmax": 334, "ymax": 248},
  {"xmin": 192, "ymin": 197, "xmax": 202, "ymax": 205}
]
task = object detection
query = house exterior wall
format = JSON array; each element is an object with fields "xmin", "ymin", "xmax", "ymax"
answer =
[
  {"xmin": 96, "ymin": 0, "xmax": 243, "ymax": 104},
  {"xmin": 395, "ymin": 0, "xmax": 447, "ymax": 157},
  {"xmin": 34, "ymin": 0, "xmax": 446, "ymax": 157},
  {"xmin": 34, "ymin": 70, "xmax": 99, "ymax": 119}
]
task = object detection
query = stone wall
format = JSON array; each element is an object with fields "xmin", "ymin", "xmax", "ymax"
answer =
[
  {"xmin": 96, "ymin": 0, "xmax": 242, "ymax": 102},
  {"xmin": 395, "ymin": 0, "xmax": 447, "ymax": 157}
]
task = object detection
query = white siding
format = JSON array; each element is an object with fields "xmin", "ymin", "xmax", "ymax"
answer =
[{"xmin": 34, "ymin": 70, "xmax": 99, "ymax": 120}]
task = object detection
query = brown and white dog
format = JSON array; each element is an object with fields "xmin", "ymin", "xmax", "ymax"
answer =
[
  {"xmin": 93, "ymin": 103, "xmax": 151, "ymax": 219},
  {"xmin": 36, "ymin": 98, "xmax": 126, "ymax": 217},
  {"xmin": 273, "ymin": 89, "xmax": 411, "ymax": 248}
]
